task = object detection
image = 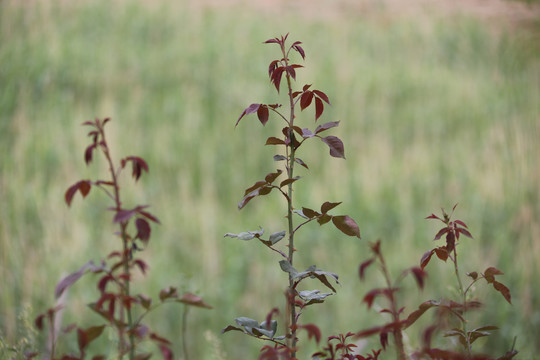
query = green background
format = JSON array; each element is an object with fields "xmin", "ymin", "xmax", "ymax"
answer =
[{"xmin": 1, "ymin": 0, "xmax": 539, "ymax": 358}]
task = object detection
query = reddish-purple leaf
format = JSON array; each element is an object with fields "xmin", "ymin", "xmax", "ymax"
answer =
[
  {"xmin": 97, "ymin": 275, "xmax": 113, "ymax": 293},
  {"xmin": 409, "ymin": 267, "xmax": 428, "ymax": 290},
  {"xmin": 454, "ymin": 220, "xmax": 468, "ymax": 228},
  {"xmin": 295, "ymin": 157, "xmax": 309, "ymax": 169},
  {"xmin": 159, "ymin": 287, "xmax": 178, "ymax": 301},
  {"xmin": 55, "ymin": 261, "xmax": 100, "ymax": 299},
  {"xmin": 302, "ymin": 207, "xmax": 320, "ymax": 219},
  {"xmin": 301, "ymin": 128, "xmax": 314, "ymax": 138},
  {"xmin": 420, "ymin": 249, "xmax": 434, "ymax": 270},
  {"xmin": 484, "ymin": 267, "xmax": 504, "ymax": 283},
  {"xmin": 300, "ymin": 324, "xmax": 321, "ymax": 344},
  {"xmin": 404, "ymin": 300, "xmax": 440, "ymax": 328},
  {"xmin": 315, "ymin": 97, "xmax": 324, "ymax": 121},
  {"xmin": 271, "ymin": 67, "xmax": 285, "ymax": 92},
  {"xmin": 243, "ymin": 181, "xmax": 266, "ymax": 196},
  {"xmin": 303, "ymin": 84, "xmax": 312, "ymax": 92},
  {"xmin": 300, "ymin": 91, "xmax": 314, "ymax": 111},
  {"xmin": 257, "ymin": 105, "xmax": 269, "ymax": 126},
  {"xmin": 292, "ymin": 42, "xmax": 306, "ymax": 60},
  {"xmin": 179, "ymin": 292, "xmax": 213, "ymax": 309},
  {"xmin": 321, "ymin": 136, "xmax": 345, "ymax": 159},
  {"xmin": 65, "ymin": 180, "xmax": 92, "ymax": 207},
  {"xmin": 434, "ymin": 227, "xmax": 449, "ymax": 240},
  {"xmin": 356, "ymin": 325, "xmax": 385, "ymax": 338},
  {"xmin": 122, "ymin": 156, "xmax": 149, "ymax": 181},
  {"xmin": 236, "ymin": 103, "xmax": 261, "ymax": 126},
  {"xmin": 113, "ymin": 209, "xmax": 135, "ymax": 224},
  {"xmin": 265, "ymin": 136, "xmax": 286, "ymax": 145},
  {"xmin": 135, "ymin": 218, "xmax": 151, "ymax": 244},
  {"xmin": 221, "ymin": 325, "xmax": 244, "ymax": 334},
  {"xmin": 313, "ymin": 90, "xmax": 331, "ymax": 105},
  {"xmin": 332, "ymin": 215, "xmax": 361, "ymax": 238},
  {"xmin": 84, "ymin": 144, "xmax": 97, "ymax": 165},
  {"xmin": 77, "ymin": 325, "xmax": 105, "ymax": 351},
  {"xmin": 139, "ymin": 210, "xmax": 160, "ymax": 224},
  {"xmin": 434, "ymin": 247, "xmax": 449, "ymax": 262},
  {"xmin": 158, "ymin": 345, "xmax": 173, "ymax": 360},
  {"xmin": 265, "ymin": 169, "xmax": 282, "ymax": 184},
  {"xmin": 264, "ymin": 38, "xmax": 280, "ymax": 44},
  {"xmin": 321, "ymin": 201, "xmax": 342, "ymax": 214},
  {"xmin": 457, "ymin": 227, "xmax": 473, "ymax": 239},
  {"xmin": 493, "ymin": 281, "xmax": 512, "ymax": 304},
  {"xmin": 359, "ymin": 258, "xmax": 375, "ymax": 280},
  {"xmin": 133, "ymin": 259, "xmax": 148, "ymax": 275},
  {"xmin": 280, "ymin": 177, "xmax": 300, "ymax": 187},
  {"xmin": 363, "ymin": 289, "xmax": 385, "ymax": 309},
  {"xmin": 317, "ymin": 213, "xmax": 332, "ymax": 225},
  {"xmin": 426, "ymin": 214, "xmax": 441, "ymax": 221}
]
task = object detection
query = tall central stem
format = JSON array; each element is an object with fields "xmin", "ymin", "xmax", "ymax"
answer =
[
  {"xmin": 99, "ymin": 124, "xmax": 135, "ymax": 359},
  {"xmin": 283, "ymin": 48, "xmax": 298, "ymax": 356}
]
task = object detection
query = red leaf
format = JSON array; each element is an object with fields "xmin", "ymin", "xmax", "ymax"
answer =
[
  {"xmin": 122, "ymin": 156, "xmax": 149, "ymax": 181},
  {"xmin": 434, "ymin": 247, "xmax": 449, "ymax": 262},
  {"xmin": 133, "ymin": 259, "xmax": 148, "ymax": 275},
  {"xmin": 302, "ymin": 207, "xmax": 320, "ymax": 219},
  {"xmin": 97, "ymin": 275, "xmax": 113, "ymax": 293},
  {"xmin": 139, "ymin": 210, "xmax": 160, "ymax": 224},
  {"xmin": 332, "ymin": 215, "xmax": 361, "ymax": 238},
  {"xmin": 457, "ymin": 227, "xmax": 473, "ymax": 239},
  {"xmin": 295, "ymin": 157, "xmax": 309, "ymax": 169},
  {"xmin": 321, "ymin": 201, "xmax": 341, "ymax": 214},
  {"xmin": 363, "ymin": 289, "xmax": 384, "ymax": 308},
  {"xmin": 179, "ymin": 292, "xmax": 213, "ymax": 309},
  {"xmin": 264, "ymin": 38, "xmax": 280, "ymax": 44},
  {"xmin": 404, "ymin": 300, "xmax": 440, "ymax": 328},
  {"xmin": 493, "ymin": 281, "xmax": 512, "ymax": 304},
  {"xmin": 420, "ymin": 250, "xmax": 434, "ymax": 269},
  {"xmin": 409, "ymin": 267, "xmax": 428, "ymax": 290},
  {"xmin": 434, "ymin": 227, "xmax": 449, "ymax": 240},
  {"xmin": 65, "ymin": 180, "xmax": 92, "ymax": 207},
  {"xmin": 113, "ymin": 209, "xmax": 135, "ymax": 224},
  {"xmin": 159, "ymin": 287, "xmax": 178, "ymax": 301},
  {"xmin": 257, "ymin": 105, "xmax": 269, "ymax": 126},
  {"xmin": 265, "ymin": 136, "xmax": 286, "ymax": 145},
  {"xmin": 158, "ymin": 345, "xmax": 173, "ymax": 360},
  {"xmin": 236, "ymin": 103, "xmax": 261, "ymax": 126},
  {"xmin": 77, "ymin": 325, "xmax": 105, "ymax": 351},
  {"xmin": 265, "ymin": 170, "xmax": 282, "ymax": 184},
  {"xmin": 300, "ymin": 324, "xmax": 321, "ymax": 344},
  {"xmin": 135, "ymin": 218, "xmax": 151, "ymax": 244},
  {"xmin": 55, "ymin": 261, "xmax": 101, "ymax": 299},
  {"xmin": 300, "ymin": 91, "xmax": 314, "ymax": 110},
  {"xmin": 315, "ymin": 97, "xmax": 324, "ymax": 121},
  {"xmin": 321, "ymin": 136, "xmax": 345, "ymax": 159},
  {"xmin": 356, "ymin": 325, "xmax": 385, "ymax": 338},
  {"xmin": 313, "ymin": 90, "xmax": 331, "ymax": 105},
  {"xmin": 84, "ymin": 144, "xmax": 97, "ymax": 165},
  {"xmin": 484, "ymin": 267, "xmax": 504, "ymax": 283},
  {"xmin": 426, "ymin": 213, "xmax": 441, "ymax": 221},
  {"xmin": 271, "ymin": 67, "xmax": 285, "ymax": 92},
  {"xmin": 292, "ymin": 42, "xmax": 305, "ymax": 60},
  {"xmin": 359, "ymin": 258, "xmax": 375, "ymax": 280},
  {"xmin": 315, "ymin": 121, "xmax": 340, "ymax": 135}
]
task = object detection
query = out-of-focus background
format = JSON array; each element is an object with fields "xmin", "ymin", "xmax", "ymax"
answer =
[{"xmin": 1, "ymin": 0, "xmax": 539, "ymax": 358}]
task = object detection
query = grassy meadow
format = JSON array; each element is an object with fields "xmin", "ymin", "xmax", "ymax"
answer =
[{"xmin": 1, "ymin": 0, "xmax": 539, "ymax": 358}]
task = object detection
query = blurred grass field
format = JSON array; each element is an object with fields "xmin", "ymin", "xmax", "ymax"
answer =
[{"xmin": 1, "ymin": 0, "xmax": 539, "ymax": 358}]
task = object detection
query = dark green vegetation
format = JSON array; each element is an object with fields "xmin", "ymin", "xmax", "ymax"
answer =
[{"xmin": 0, "ymin": 0, "xmax": 539, "ymax": 358}]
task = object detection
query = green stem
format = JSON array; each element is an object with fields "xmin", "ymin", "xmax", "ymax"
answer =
[
  {"xmin": 98, "ymin": 122, "xmax": 135, "ymax": 359},
  {"xmin": 452, "ymin": 246, "xmax": 471, "ymax": 356},
  {"xmin": 182, "ymin": 306, "xmax": 189, "ymax": 360},
  {"xmin": 378, "ymin": 251, "xmax": 407, "ymax": 360},
  {"xmin": 282, "ymin": 45, "xmax": 298, "ymax": 357}
]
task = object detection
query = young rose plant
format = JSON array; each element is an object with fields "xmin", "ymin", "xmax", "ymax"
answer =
[
  {"xmin": 222, "ymin": 34, "xmax": 361, "ymax": 360},
  {"xmin": 35, "ymin": 118, "xmax": 211, "ymax": 360}
]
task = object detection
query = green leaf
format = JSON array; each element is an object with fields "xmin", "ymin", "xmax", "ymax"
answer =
[
  {"xmin": 279, "ymin": 260, "xmax": 298, "ymax": 277},
  {"xmin": 224, "ymin": 228, "xmax": 264, "ymax": 241},
  {"xmin": 269, "ymin": 231, "xmax": 286, "ymax": 245},
  {"xmin": 299, "ymin": 290, "xmax": 333, "ymax": 305}
]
